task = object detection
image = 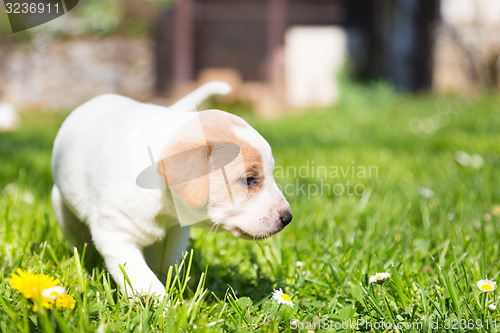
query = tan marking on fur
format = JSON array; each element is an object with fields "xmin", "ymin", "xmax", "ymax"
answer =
[
  {"xmin": 157, "ymin": 140, "xmax": 210, "ymax": 208},
  {"xmin": 157, "ymin": 110, "xmax": 264, "ymax": 207},
  {"xmin": 198, "ymin": 110, "xmax": 263, "ymax": 177}
]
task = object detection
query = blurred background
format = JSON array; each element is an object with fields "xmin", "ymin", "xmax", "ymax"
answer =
[{"xmin": 0, "ymin": 0, "xmax": 499, "ymax": 117}]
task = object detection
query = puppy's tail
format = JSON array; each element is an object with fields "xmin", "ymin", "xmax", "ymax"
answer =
[{"xmin": 170, "ymin": 81, "xmax": 232, "ymax": 110}]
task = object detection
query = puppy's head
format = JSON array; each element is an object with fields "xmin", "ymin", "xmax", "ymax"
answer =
[{"xmin": 158, "ymin": 110, "xmax": 292, "ymax": 239}]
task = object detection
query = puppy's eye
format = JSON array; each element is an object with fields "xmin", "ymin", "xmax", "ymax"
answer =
[{"xmin": 239, "ymin": 176, "xmax": 258, "ymax": 188}]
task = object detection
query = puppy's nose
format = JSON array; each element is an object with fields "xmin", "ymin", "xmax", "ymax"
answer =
[{"xmin": 280, "ymin": 211, "xmax": 293, "ymax": 226}]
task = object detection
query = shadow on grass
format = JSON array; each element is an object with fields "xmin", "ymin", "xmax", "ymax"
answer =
[
  {"xmin": 63, "ymin": 235, "xmax": 275, "ymax": 305},
  {"xmin": 190, "ymin": 244, "xmax": 276, "ymax": 304}
]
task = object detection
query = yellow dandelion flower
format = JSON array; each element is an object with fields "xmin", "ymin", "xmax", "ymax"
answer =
[
  {"xmin": 272, "ymin": 288, "xmax": 294, "ymax": 308},
  {"xmin": 9, "ymin": 268, "xmax": 60, "ymax": 299},
  {"xmin": 477, "ymin": 279, "xmax": 497, "ymax": 293},
  {"xmin": 32, "ymin": 298, "xmax": 55, "ymax": 312},
  {"xmin": 492, "ymin": 205, "xmax": 500, "ymax": 217},
  {"xmin": 55, "ymin": 294, "xmax": 76, "ymax": 309},
  {"xmin": 8, "ymin": 268, "xmax": 61, "ymax": 310}
]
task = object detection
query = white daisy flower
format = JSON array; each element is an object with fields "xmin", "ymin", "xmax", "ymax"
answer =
[
  {"xmin": 272, "ymin": 288, "xmax": 294, "ymax": 308},
  {"xmin": 455, "ymin": 151, "xmax": 470, "ymax": 166},
  {"xmin": 477, "ymin": 279, "xmax": 497, "ymax": 293},
  {"xmin": 492, "ymin": 205, "xmax": 500, "ymax": 217},
  {"xmin": 488, "ymin": 304, "xmax": 497, "ymax": 312},
  {"xmin": 418, "ymin": 187, "xmax": 434, "ymax": 199},
  {"xmin": 455, "ymin": 151, "xmax": 484, "ymax": 169},
  {"xmin": 369, "ymin": 272, "xmax": 391, "ymax": 284},
  {"xmin": 296, "ymin": 261, "xmax": 304, "ymax": 268},
  {"xmin": 41, "ymin": 286, "xmax": 66, "ymax": 300},
  {"xmin": 469, "ymin": 154, "xmax": 484, "ymax": 169},
  {"xmin": 24, "ymin": 192, "xmax": 34, "ymax": 204}
]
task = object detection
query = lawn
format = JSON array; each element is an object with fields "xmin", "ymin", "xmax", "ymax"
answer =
[{"xmin": 1, "ymin": 84, "xmax": 500, "ymax": 332}]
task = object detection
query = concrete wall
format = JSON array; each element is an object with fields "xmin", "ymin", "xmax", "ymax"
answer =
[{"xmin": 284, "ymin": 26, "xmax": 346, "ymax": 108}]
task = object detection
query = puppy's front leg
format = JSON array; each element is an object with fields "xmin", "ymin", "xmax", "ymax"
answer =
[
  {"xmin": 92, "ymin": 226, "xmax": 165, "ymax": 296},
  {"xmin": 144, "ymin": 226, "xmax": 191, "ymax": 282}
]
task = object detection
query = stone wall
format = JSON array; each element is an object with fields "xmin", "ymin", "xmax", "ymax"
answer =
[{"xmin": 0, "ymin": 36, "xmax": 154, "ymax": 110}]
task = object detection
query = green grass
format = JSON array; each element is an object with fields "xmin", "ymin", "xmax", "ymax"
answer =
[{"xmin": 1, "ymin": 84, "xmax": 500, "ymax": 332}]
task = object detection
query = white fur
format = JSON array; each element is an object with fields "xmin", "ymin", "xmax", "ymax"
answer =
[
  {"xmin": 51, "ymin": 82, "xmax": 291, "ymax": 296},
  {"xmin": 171, "ymin": 81, "xmax": 232, "ymax": 110}
]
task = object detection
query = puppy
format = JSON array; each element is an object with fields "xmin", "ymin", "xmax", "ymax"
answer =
[{"xmin": 51, "ymin": 82, "xmax": 292, "ymax": 296}]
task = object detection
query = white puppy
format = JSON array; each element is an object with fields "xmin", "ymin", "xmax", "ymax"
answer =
[{"xmin": 51, "ymin": 82, "xmax": 292, "ymax": 296}]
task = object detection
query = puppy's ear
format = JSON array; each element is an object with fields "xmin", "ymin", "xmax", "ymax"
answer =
[{"xmin": 157, "ymin": 140, "xmax": 210, "ymax": 208}]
